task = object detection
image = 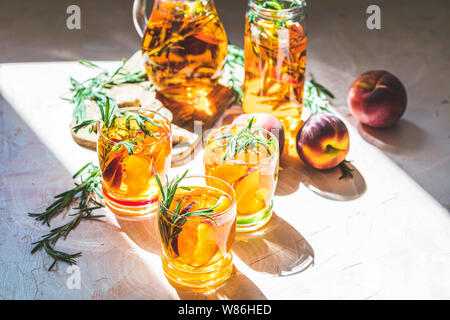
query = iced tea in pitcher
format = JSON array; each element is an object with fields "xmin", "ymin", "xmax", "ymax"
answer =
[
  {"xmin": 243, "ymin": 0, "xmax": 307, "ymax": 153},
  {"xmin": 141, "ymin": 0, "xmax": 228, "ymax": 102}
]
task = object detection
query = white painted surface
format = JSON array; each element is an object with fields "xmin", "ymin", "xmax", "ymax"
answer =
[
  {"xmin": 0, "ymin": 0, "xmax": 449, "ymax": 300},
  {"xmin": 0, "ymin": 61, "xmax": 449, "ymax": 299}
]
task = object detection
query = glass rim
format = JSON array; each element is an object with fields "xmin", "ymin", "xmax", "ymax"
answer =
[
  {"xmin": 205, "ymin": 124, "xmax": 279, "ymax": 165},
  {"xmin": 158, "ymin": 174, "xmax": 236, "ymax": 221},
  {"xmin": 97, "ymin": 107, "xmax": 172, "ymax": 147},
  {"xmin": 249, "ymin": 0, "xmax": 307, "ymax": 18}
]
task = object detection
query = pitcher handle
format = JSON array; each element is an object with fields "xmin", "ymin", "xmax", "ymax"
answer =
[{"xmin": 133, "ymin": 0, "xmax": 148, "ymax": 38}]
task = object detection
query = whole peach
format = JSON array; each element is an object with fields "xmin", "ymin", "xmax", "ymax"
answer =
[
  {"xmin": 347, "ymin": 70, "xmax": 407, "ymax": 128},
  {"xmin": 296, "ymin": 113, "xmax": 349, "ymax": 170}
]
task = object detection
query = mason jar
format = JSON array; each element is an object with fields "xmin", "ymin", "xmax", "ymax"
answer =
[{"xmin": 243, "ymin": 0, "xmax": 307, "ymax": 154}]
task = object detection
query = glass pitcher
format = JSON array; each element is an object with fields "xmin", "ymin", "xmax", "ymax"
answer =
[{"xmin": 133, "ymin": 0, "xmax": 228, "ymax": 103}]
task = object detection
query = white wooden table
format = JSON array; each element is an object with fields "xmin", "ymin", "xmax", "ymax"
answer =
[{"xmin": 0, "ymin": 60, "xmax": 449, "ymax": 300}]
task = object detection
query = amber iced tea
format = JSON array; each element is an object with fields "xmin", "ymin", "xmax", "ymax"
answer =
[
  {"xmin": 97, "ymin": 108, "xmax": 172, "ymax": 218},
  {"xmin": 157, "ymin": 175, "xmax": 236, "ymax": 290},
  {"xmin": 204, "ymin": 123, "xmax": 279, "ymax": 232},
  {"xmin": 141, "ymin": 0, "xmax": 228, "ymax": 102},
  {"xmin": 243, "ymin": 0, "xmax": 307, "ymax": 153}
]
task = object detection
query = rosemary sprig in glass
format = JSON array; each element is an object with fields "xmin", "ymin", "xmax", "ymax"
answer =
[
  {"xmin": 111, "ymin": 138, "xmax": 144, "ymax": 155},
  {"xmin": 155, "ymin": 170, "xmax": 218, "ymax": 253},
  {"xmin": 122, "ymin": 111, "xmax": 161, "ymax": 137},
  {"xmin": 224, "ymin": 46, "xmax": 334, "ymax": 114},
  {"xmin": 252, "ymin": 0, "xmax": 305, "ymax": 10},
  {"xmin": 73, "ymin": 97, "xmax": 159, "ymax": 156},
  {"xmin": 210, "ymin": 117, "xmax": 273, "ymax": 161},
  {"xmin": 29, "ymin": 163, "xmax": 105, "ymax": 271}
]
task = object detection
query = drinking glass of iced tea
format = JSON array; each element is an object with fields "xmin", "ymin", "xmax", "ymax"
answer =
[
  {"xmin": 204, "ymin": 119, "xmax": 279, "ymax": 232},
  {"xmin": 97, "ymin": 107, "xmax": 172, "ymax": 218},
  {"xmin": 136, "ymin": 0, "xmax": 228, "ymax": 102},
  {"xmin": 156, "ymin": 172, "xmax": 236, "ymax": 290},
  {"xmin": 243, "ymin": 0, "xmax": 307, "ymax": 153}
]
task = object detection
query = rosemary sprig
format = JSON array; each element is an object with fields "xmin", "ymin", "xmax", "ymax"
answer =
[
  {"xmin": 70, "ymin": 95, "xmax": 117, "ymax": 135},
  {"xmin": 303, "ymin": 77, "xmax": 335, "ymax": 115},
  {"xmin": 111, "ymin": 138, "xmax": 144, "ymax": 155},
  {"xmin": 224, "ymin": 44, "xmax": 245, "ymax": 104},
  {"xmin": 155, "ymin": 170, "xmax": 218, "ymax": 252},
  {"xmin": 144, "ymin": 4, "xmax": 217, "ymax": 58},
  {"xmin": 210, "ymin": 116, "xmax": 273, "ymax": 161},
  {"xmin": 122, "ymin": 111, "xmax": 161, "ymax": 137},
  {"xmin": 29, "ymin": 163, "xmax": 105, "ymax": 271},
  {"xmin": 63, "ymin": 59, "xmax": 150, "ymax": 123},
  {"xmin": 252, "ymin": 0, "xmax": 305, "ymax": 10},
  {"xmin": 254, "ymin": 1, "xmax": 283, "ymax": 10},
  {"xmin": 72, "ymin": 119, "xmax": 98, "ymax": 134},
  {"xmin": 73, "ymin": 98, "xmax": 158, "ymax": 155},
  {"xmin": 224, "ymin": 46, "xmax": 334, "ymax": 114},
  {"xmin": 248, "ymin": 0, "xmax": 306, "ymax": 33}
]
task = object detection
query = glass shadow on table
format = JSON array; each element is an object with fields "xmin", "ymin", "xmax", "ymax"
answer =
[
  {"xmin": 115, "ymin": 214, "xmax": 267, "ymax": 300},
  {"xmin": 174, "ymin": 266, "xmax": 267, "ymax": 300},
  {"xmin": 277, "ymin": 153, "xmax": 366, "ymax": 201},
  {"xmin": 115, "ymin": 213, "xmax": 161, "ymax": 255},
  {"xmin": 232, "ymin": 213, "xmax": 314, "ymax": 276}
]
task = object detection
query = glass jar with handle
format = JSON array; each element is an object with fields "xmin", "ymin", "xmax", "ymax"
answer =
[{"xmin": 133, "ymin": 0, "xmax": 228, "ymax": 104}]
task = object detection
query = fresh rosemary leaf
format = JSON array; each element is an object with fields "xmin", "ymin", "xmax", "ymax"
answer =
[
  {"xmin": 224, "ymin": 45, "xmax": 245, "ymax": 104},
  {"xmin": 64, "ymin": 59, "xmax": 151, "ymax": 123},
  {"xmin": 73, "ymin": 162, "xmax": 92, "ymax": 178},
  {"xmin": 29, "ymin": 163, "xmax": 104, "ymax": 270},
  {"xmin": 136, "ymin": 113, "xmax": 163, "ymax": 128},
  {"xmin": 212, "ymin": 116, "xmax": 273, "ymax": 161},
  {"xmin": 262, "ymin": 1, "xmax": 283, "ymax": 10},
  {"xmin": 303, "ymin": 77, "xmax": 335, "ymax": 115},
  {"xmin": 253, "ymin": 0, "xmax": 305, "ymax": 10},
  {"xmin": 72, "ymin": 119, "xmax": 98, "ymax": 134},
  {"xmin": 111, "ymin": 138, "xmax": 144, "ymax": 155},
  {"xmin": 224, "ymin": 46, "xmax": 334, "ymax": 114},
  {"xmin": 156, "ymin": 170, "xmax": 219, "ymax": 251},
  {"xmin": 78, "ymin": 60, "xmax": 101, "ymax": 69}
]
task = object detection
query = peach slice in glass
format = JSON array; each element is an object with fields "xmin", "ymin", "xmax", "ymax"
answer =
[
  {"xmin": 213, "ymin": 195, "xmax": 232, "ymax": 214},
  {"xmin": 102, "ymin": 155, "xmax": 122, "ymax": 182},
  {"xmin": 177, "ymin": 218, "xmax": 219, "ymax": 267},
  {"xmin": 235, "ymin": 169, "xmax": 265, "ymax": 215},
  {"xmin": 209, "ymin": 163, "xmax": 247, "ymax": 187},
  {"xmin": 123, "ymin": 155, "xmax": 151, "ymax": 196}
]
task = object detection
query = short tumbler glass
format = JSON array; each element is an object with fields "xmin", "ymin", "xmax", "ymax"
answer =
[
  {"xmin": 157, "ymin": 175, "xmax": 237, "ymax": 290},
  {"xmin": 204, "ymin": 124, "xmax": 279, "ymax": 232},
  {"xmin": 97, "ymin": 107, "xmax": 172, "ymax": 219}
]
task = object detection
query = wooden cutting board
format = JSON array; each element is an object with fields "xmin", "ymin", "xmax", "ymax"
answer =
[{"xmin": 71, "ymin": 50, "xmax": 241, "ymax": 165}]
